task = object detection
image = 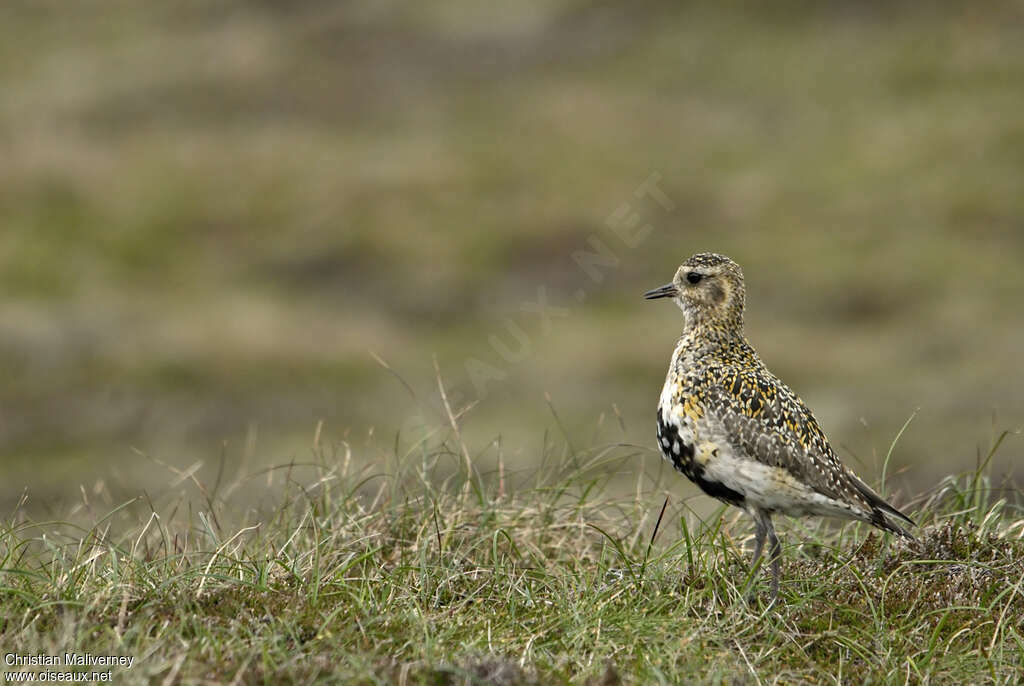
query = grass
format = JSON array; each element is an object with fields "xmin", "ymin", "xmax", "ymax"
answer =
[{"xmin": 2, "ymin": 413, "xmax": 1021, "ymax": 685}]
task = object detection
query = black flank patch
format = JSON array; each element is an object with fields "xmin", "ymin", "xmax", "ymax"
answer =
[
  {"xmin": 656, "ymin": 411, "xmax": 745, "ymax": 508},
  {"xmin": 692, "ymin": 468, "xmax": 746, "ymax": 508}
]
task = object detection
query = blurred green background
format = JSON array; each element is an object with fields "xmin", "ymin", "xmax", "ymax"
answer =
[{"xmin": 2, "ymin": 0, "xmax": 1022, "ymax": 512}]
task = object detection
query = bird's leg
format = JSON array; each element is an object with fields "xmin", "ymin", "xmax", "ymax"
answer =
[
  {"xmin": 751, "ymin": 517, "xmax": 766, "ymax": 570},
  {"xmin": 746, "ymin": 511, "xmax": 782, "ymax": 607},
  {"xmin": 746, "ymin": 513, "xmax": 768, "ymax": 604},
  {"xmin": 765, "ymin": 516, "xmax": 781, "ymax": 605}
]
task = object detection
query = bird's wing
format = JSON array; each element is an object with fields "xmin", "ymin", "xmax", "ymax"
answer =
[{"xmin": 695, "ymin": 365, "xmax": 915, "ymax": 533}]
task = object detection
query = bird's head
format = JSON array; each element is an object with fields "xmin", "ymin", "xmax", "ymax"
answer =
[{"xmin": 644, "ymin": 252, "xmax": 746, "ymax": 329}]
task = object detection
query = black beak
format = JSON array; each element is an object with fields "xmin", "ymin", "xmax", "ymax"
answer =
[{"xmin": 644, "ymin": 283, "xmax": 678, "ymax": 300}]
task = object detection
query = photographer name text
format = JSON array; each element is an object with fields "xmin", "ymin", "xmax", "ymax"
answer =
[{"xmin": 4, "ymin": 654, "xmax": 133, "ymax": 669}]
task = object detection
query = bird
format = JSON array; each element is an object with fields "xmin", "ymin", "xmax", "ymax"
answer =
[{"xmin": 645, "ymin": 252, "xmax": 914, "ymax": 604}]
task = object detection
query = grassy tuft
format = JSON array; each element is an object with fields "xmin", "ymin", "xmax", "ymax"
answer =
[{"xmin": 1, "ymin": 420, "xmax": 1022, "ymax": 684}]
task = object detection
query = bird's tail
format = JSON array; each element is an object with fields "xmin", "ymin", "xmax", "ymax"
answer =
[{"xmin": 850, "ymin": 474, "xmax": 917, "ymax": 540}]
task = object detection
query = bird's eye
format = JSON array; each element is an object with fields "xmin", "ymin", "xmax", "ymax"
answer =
[{"xmin": 686, "ymin": 271, "xmax": 703, "ymax": 284}]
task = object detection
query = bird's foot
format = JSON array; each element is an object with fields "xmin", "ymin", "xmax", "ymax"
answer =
[{"xmin": 745, "ymin": 586, "xmax": 779, "ymax": 610}]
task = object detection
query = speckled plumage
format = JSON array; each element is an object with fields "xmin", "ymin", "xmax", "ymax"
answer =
[{"xmin": 646, "ymin": 252, "xmax": 914, "ymax": 603}]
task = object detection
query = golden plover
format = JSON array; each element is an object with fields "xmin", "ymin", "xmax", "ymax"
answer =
[{"xmin": 646, "ymin": 252, "xmax": 914, "ymax": 603}]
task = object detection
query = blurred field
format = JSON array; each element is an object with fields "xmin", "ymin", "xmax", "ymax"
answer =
[{"xmin": 1, "ymin": 0, "xmax": 1023, "ymax": 512}]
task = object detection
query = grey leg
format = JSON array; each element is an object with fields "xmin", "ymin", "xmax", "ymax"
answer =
[
  {"xmin": 751, "ymin": 516, "xmax": 767, "ymax": 569},
  {"xmin": 748, "ymin": 510, "xmax": 781, "ymax": 606},
  {"xmin": 765, "ymin": 517, "xmax": 781, "ymax": 604},
  {"xmin": 746, "ymin": 512, "xmax": 768, "ymax": 604}
]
